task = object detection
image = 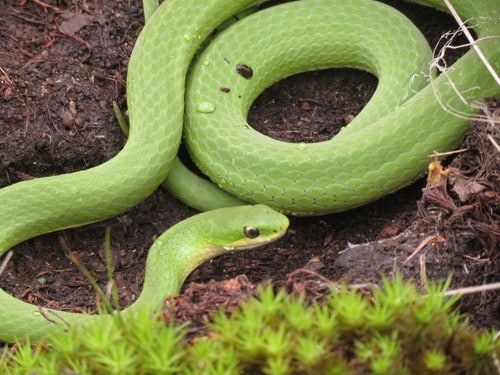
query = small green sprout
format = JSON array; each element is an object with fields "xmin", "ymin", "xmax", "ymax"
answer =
[{"xmin": 423, "ymin": 349, "xmax": 447, "ymax": 371}]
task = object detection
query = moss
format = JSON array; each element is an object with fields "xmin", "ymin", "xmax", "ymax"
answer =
[{"xmin": 1, "ymin": 276, "xmax": 498, "ymax": 374}]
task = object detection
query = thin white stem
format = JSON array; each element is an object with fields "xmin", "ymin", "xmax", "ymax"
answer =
[
  {"xmin": 442, "ymin": 0, "xmax": 499, "ymax": 86},
  {"xmin": 0, "ymin": 251, "xmax": 13, "ymax": 276}
]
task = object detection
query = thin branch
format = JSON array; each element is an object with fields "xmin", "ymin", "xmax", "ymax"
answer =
[
  {"xmin": 487, "ymin": 134, "xmax": 500, "ymax": 153},
  {"xmin": 443, "ymin": 282, "xmax": 500, "ymax": 297}
]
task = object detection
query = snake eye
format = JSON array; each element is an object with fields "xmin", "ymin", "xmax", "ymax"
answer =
[{"xmin": 243, "ymin": 226, "xmax": 260, "ymax": 239}]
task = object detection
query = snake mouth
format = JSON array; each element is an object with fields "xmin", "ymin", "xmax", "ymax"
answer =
[{"xmin": 222, "ymin": 230, "xmax": 287, "ymax": 251}]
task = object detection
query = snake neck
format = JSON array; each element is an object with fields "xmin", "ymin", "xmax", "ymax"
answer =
[{"xmin": 126, "ymin": 237, "xmax": 219, "ymax": 313}]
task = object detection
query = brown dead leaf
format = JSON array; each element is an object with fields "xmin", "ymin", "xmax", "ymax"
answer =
[
  {"xmin": 449, "ymin": 174, "xmax": 486, "ymax": 202},
  {"xmin": 59, "ymin": 12, "xmax": 93, "ymax": 36}
]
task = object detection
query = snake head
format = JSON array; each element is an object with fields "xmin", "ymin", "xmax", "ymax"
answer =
[{"xmin": 209, "ymin": 204, "xmax": 289, "ymax": 251}]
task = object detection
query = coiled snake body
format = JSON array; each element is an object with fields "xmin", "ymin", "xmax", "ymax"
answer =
[{"xmin": 0, "ymin": 0, "xmax": 498, "ymax": 342}]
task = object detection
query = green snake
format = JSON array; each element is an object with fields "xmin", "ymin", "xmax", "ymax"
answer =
[
  {"xmin": 0, "ymin": 205, "xmax": 288, "ymax": 342},
  {"xmin": 0, "ymin": 0, "xmax": 498, "ymax": 342}
]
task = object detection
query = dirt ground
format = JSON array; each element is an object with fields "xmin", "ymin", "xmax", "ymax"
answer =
[{"xmin": 0, "ymin": 0, "xmax": 498, "ymax": 341}]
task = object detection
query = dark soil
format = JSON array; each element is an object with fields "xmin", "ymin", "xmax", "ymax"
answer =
[{"xmin": 0, "ymin": 0, "xmax": 498, "ymax": 342}]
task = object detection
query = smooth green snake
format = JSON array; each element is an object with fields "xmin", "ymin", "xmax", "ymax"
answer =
[{"xmin": 0, "ymin": 0, "xmax": 498, "ymax": 342}]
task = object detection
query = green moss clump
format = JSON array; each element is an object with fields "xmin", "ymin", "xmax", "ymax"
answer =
[{"xmin": 1, "ymin": 276, "xmax": 498, "ymax": 374}]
